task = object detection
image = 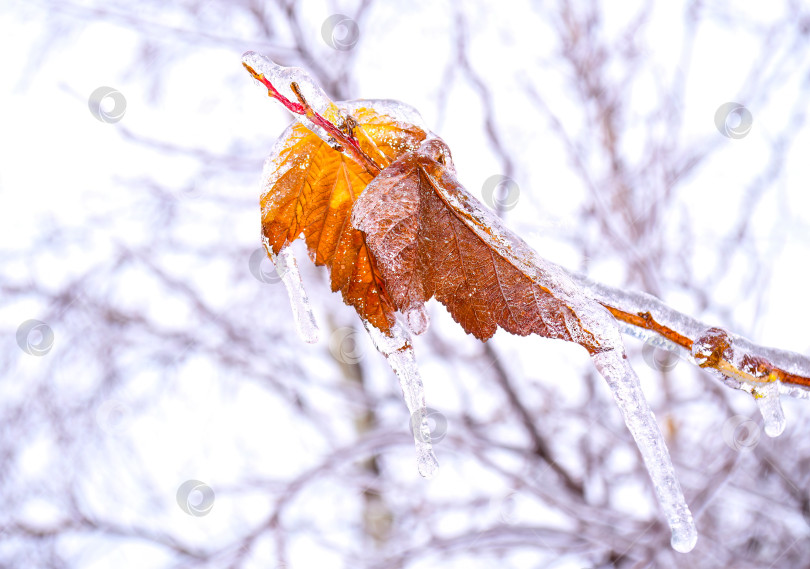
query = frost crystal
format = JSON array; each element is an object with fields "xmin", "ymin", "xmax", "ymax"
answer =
[
  {"xmin": 591, "ymin": 350, "xmax": 698, "ymax": 553},
  {"xmin": 364, "ymin": 320, "xmax": 439, "ymax": 478},
  {"xmin": 266, "ymin": 241, "xmax": 319, "ymax": 344}
]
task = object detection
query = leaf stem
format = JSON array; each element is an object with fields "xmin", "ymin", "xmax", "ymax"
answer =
[{"xmin": 243, "ymin": 62, "xmax": 381, "ymax": 175}]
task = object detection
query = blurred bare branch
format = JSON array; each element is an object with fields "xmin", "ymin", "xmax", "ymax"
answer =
[{"xmin": 3, "ymin": 1, "xmax": 810, "ymax": 568}]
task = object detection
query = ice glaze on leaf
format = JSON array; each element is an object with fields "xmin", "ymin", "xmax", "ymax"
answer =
[
  {"xmin": 352, "ymin": 138, "xmax": 603, "ymax": 353},
  {"xmin": 246, "ymin": 55, "xmax": 701, "ymax": 547},
  {"xmin": 260, "ymin": 105, "xmax": 427, "ymax": 332}
]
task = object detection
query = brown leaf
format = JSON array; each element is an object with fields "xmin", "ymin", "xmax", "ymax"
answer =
[
  {"xmin": 352, "ymin": 138, "xmax": 603, "ymax": 354},
  {"xmin": 260, "ymin": 106, "xmax": 426, "ymax": 332}
]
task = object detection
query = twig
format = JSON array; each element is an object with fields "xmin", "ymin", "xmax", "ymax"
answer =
[
  {"xmin": 575, "ymin": 274, "xmax": 810, "ymax": 392},
  {"xmin": 242, "ymin": 61, "xmax": 381, "ymax": 175}
]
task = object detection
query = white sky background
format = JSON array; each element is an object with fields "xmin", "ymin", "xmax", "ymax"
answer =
[{"xmin": 2, "ymin": 0, "xmax": 810, "ymax": 568}]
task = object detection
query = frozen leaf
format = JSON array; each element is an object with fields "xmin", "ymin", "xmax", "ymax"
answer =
[
  {"xmin": 348, "ymin": 134, "xmax": 697, "ymax": 543},
  {"xmin": 259, "ymin": 104, "xmax": 427, "ymax": 333},
  {"xmin": 243, "ymin": 53, "xmax": 810, "ymax": 553},
  {"xmin": 352, "ymin": 137, "xmax": 603, "ymax": 353}
]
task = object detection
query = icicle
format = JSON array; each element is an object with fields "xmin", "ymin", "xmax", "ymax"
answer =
[
  {"xmin": 591, "ymin": 349, "xmax": 698, "ymax": 553},
  {"xmin": 754, "ymin": 381, "xmax": 785, "ymax": 437},
  {"xmin": 267, "ymin": 242, "xmax": 319, "ymax": 344},
  {"xmin": 364, "ymin": 319, "xmax": 439, "ymax": 478}
]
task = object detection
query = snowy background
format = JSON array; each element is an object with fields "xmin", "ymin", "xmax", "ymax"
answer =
[{"xmin": 2, "ymin": 0, "xmax": 810, "ymax": 568}]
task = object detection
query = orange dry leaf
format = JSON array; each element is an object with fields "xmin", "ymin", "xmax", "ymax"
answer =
[
  {"xmin": 260, "ymin": 106, "xmax": 426, "ymax": 332},
  {"xmin": 352, "ymin": 138, "xmax": 603, "ymax": 354}
]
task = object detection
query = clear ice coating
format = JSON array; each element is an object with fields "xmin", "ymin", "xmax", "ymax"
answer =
[
  {"xmin": 266, "ymin": 242, "xmax": 319, "ymax": 344},
  {"xmin": 243, "ymin": 51, "xmax": 431, "ymax": 140},
  {"xmin": 364, "ymin": 319, "xmax": 439, "ymax": 478},
  {"xmin": 754, "ymin": 381, "xmax": 786, "ymax": 437},
  {"xmin": 339, "ymin": 99, "xmax": 429, "ymax": 132},
  {"xmin": 591, "ymin": 350, "xmax": 698, "ymax": 553},
  {"xmin": 572, "ymin": 273, "xmax": 810, "ymax": 399},
  {"xmin": 405, "ymin": 306, "xmax": 430, "ymax": 336},
  {"xmin": 243, "ymin": 54, "xmax": 810, "ymax": 547},
  {"xmin": 353, "ymin": 140, "xmax": 696, "ymax": 546},
  {"xmin": 242, "ymin": 51, "xmax": 343, "ymax": 147}
]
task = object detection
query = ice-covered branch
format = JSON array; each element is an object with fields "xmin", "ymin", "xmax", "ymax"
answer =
[
  {"xmin": 572, "ymin": 272, "xmax": 810, "ymax": 432},
  {"xmin": 242, "ymin": 51, "xmax": 382, "ymax": 175},
  {"xmin": 243, "ymin": 51, "xmax": 810, "ymax": 555}
]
